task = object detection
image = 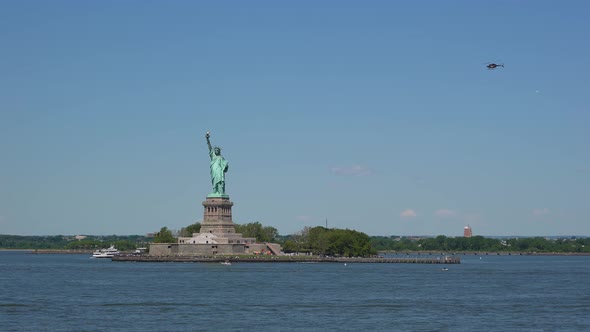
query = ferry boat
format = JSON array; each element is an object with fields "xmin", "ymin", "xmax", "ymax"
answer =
[{"xmin": 92, "ymin": 245, "xmax": 120, "ymax": 258}]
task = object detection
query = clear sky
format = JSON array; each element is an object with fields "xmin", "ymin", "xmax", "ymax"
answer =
[{"xmin": 1, "ymin": 1, "xmax": 589, "ymax": 237}]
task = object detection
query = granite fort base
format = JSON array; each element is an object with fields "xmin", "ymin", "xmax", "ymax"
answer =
[{"xmin": 149, "ymin": 195, "xmax": 282, "ymax": 256}]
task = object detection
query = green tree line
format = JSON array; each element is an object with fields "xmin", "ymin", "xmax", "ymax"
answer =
[
  {"xmin": 3, "ymin": 230, "xmax": 588, "ymax": 254},
  {"xmin": 0, "ymin": 235, "xmax": 150, "ymax": 250},
  {"xmin": 371, "ymin": 235, "xmax": 590, "ymax": 253},
  {"xmin": 280, "ymin": 226, "xmax": 377, "ymax": 257}
]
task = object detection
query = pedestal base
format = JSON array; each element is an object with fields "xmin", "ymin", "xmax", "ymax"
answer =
[{"xmin": 200, "ymin": 196, "xmax": 235, "ymax": 234}]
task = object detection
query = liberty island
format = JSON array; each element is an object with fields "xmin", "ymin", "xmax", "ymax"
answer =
[
  {"xmin": 116, "ymin": 132, "xmax": 459, "ymax": 264},
  {"xmin": 147, "ymin": 132, "xmax": 283, "ymax": 257}
]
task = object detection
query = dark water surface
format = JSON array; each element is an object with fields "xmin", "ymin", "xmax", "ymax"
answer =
[{"xmin": 1, "ymin": 252, "xmax": 589, "ymax": 331}]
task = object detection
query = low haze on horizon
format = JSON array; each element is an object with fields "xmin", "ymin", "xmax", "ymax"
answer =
[{"xmin": 1, "ymin": 1, "xmax": 589, "ymax": 237}]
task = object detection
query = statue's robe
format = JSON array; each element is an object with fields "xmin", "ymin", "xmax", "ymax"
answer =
[{"xmin": 209, "ymin": 150, "xmax": 228, "ymax": 192}]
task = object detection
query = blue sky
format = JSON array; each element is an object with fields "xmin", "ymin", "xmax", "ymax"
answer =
[{"xmin": 1, "ymin": 1, "xmax": 589, "ymax": 237}]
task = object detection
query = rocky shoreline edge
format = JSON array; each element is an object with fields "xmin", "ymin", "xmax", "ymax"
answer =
[
  {"xmin": 111, "ymin": 255, "xmax": 461, "ymax": 264},
  {"xmin": 5, "ymin": 249, "xmax": 589, "ymax": 256}
]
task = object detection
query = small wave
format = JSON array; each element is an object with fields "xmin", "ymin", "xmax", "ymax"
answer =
[
  {"xmin": 95, "ymin": 302, "xmax": 212, "ymax": 308},
  {"xmin": 0, "ymin": 303, "xmax": 29, "ymax": 307}
]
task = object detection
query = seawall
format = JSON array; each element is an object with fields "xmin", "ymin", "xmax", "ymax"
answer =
[{"xmin": 112, "ymin": 255, "xmax": 461, "ymax": 264}]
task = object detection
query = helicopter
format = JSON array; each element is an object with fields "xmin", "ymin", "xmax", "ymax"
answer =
[{"xmin": 486, "ymin": 63, "xmax": 504, "ymax": 70}]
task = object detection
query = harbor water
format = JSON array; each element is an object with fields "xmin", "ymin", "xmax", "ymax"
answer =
[{"xmin": 1, "ymin": 252, "xmax": 589, "ymax": 331}]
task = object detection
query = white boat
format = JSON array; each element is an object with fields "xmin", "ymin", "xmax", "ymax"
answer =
[
  {"xmin": 221, "ymin": 260, "xmax": 231, "ymax": 265},
  {"xmin": 92, "ymin": 245, "xmax": 120, "ymax": 258}
]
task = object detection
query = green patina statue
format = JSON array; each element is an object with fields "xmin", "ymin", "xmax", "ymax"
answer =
[{"xmin": 205, "ymin": 131, "xmax": 229, "ymax": 197}]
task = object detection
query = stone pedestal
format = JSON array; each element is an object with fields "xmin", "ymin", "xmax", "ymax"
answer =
[
  {"xmin": 170, "ymin": 194, "xmax": 279, "ymax": 256},
  {"xmin": 177, "ymin": 195, "xmax": 256, "ymax": 246},
  {"xmin": 200, "ymin": 196, "xmax": 236, "ymax": 234}
]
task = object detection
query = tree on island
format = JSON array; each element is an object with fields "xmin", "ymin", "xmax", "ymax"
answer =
[
  {"xmin": 234, "ymin": 222, "xmax": 278, "ymax": 243},
  {"xmin": 282, "ymin": 226, "xmax": 377, "ymax": 257},
  {"xmin": 153, "ymin": 227, "xmax": 176, "ymax": 243},
  {"xmin": 179, "ymin": 223, "xmax": 202, "ymax": 237}
]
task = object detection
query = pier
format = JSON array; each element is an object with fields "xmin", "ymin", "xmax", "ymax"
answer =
[{"xmin": 112, "ymin": 255, "xmax": 461, "ymax": 264}]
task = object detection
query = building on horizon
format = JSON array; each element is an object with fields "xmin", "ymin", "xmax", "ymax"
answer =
[{"xmin": 464, "ymin": 225, "xmax": 473, "ymax": 238}]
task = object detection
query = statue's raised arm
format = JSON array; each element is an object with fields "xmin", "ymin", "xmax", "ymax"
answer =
[{"xmin": 206, "ymin": 131, "xmax": 212, "ymax": 153}]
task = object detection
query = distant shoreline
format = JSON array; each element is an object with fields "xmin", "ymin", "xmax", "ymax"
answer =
[
  {"xmin": 379, "ymin": 251, "xmax": 590, "ymax": 256},
  {"xmin": 0, "ymin": 249, "xmax": 93, "ymax": 254},
  {"xmin": 2, "ymin": 249, "xmax": 588, "ymax": 256}
]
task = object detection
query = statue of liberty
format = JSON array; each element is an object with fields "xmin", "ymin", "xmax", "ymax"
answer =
[{"xmin": 205, "ymin": 131, "xmax": 229, "ymax": 196}]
